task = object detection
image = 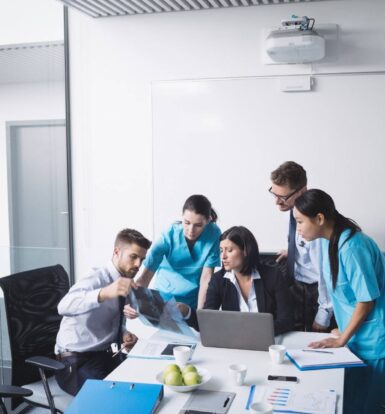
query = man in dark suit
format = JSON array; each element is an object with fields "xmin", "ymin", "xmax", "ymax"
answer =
[{"xmin": 269, "ymin": 161, "xmax": 333, "ymax": 332}]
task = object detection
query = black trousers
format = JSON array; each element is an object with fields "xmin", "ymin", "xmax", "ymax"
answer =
[
  {"xmin": 55, "ymin": 351, "xmax": 123, "ymax": 396},
  {"xmin": 290, "ymin": 279, "xmax": 337, "ymax": 332},
  {"xmin": 290, "ymin": 280, "xmax": 320, "ymax": 332}
]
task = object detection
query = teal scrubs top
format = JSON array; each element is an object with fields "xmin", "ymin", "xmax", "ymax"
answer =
[
  {"xmin": 321, "ymin": 230, "xmax": 385, "ymax": 360},
  {"xmin": 143, "ymin": 222, "xmax": 221, "ymax": 309}
]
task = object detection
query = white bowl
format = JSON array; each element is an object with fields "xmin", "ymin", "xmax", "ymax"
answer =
[{"xmin": 156, "ymin": 368, "xmax": 211, "ymax": 392}]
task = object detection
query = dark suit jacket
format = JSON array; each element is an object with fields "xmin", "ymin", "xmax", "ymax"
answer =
[{"xmin": 188, "ymin": 262, "xmax": 294, "ymax": 335}]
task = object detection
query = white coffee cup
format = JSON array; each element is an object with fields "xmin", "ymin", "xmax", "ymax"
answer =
[
  {"xmin": 269, "ymin": 344, "xmax": 286, "ymax": 364},
  {"xmin": 250, "ymin": 402, "xmax": 274, "ymax": 414},
  {"xmin": 228, "ymin": 364, "xmax": 247, "ymax": 385},
  {"xmin": 173, "ymin": 346, "xmax": 190, "ymax": 366}
]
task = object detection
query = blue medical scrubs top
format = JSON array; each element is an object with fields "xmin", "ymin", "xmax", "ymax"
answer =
[
  {"xmin": 321, "ymin": 230, "xmax": 385, "ymax": 360},
  {"xmin": 143, "ymin": 222, "xmax": 221, "ymax": 309}
]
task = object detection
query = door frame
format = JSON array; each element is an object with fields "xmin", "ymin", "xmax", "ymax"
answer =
[{"xmin": 6, "ymin": 119, "xmax": 74, "ymax": 283}]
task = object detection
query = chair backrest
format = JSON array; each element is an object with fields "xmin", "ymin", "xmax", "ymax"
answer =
[
  {"xmin": 0, "ymin": 265, "xmax": 69, "ymax": 387},
  {"xmin": 259, "ymin": 253, "xmax": 287, "ymax": 275}
]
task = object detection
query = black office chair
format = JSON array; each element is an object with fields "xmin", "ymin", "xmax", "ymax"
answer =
[
  {"xmin": 0, "ymin": 386, "xmax": 32, "ymax": 414},
  {"xmin": 259, "ymin": 252, "xmax": 287, "ymax": 277},
  {"xmin": 0, "ymin": 265, "xmax": 73, "ymax": 413}
]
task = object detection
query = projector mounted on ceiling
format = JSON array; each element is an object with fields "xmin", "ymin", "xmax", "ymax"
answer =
[{"xmin": 265, "ymin": 15, "xmax": 325, "ymax": 64}]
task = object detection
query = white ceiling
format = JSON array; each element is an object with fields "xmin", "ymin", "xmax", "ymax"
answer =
[
  {"xmin": 57, "ymin": 0, "xmax": 327, "ymax": 18},
  {"xmin": 0, "ymin": 41, "xmax": 64, "ymax": 85}
]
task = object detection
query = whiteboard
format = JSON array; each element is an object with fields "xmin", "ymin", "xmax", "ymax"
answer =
[{"xmin": 151, "ymin": 74, "xmax": 385, "ymax": 251}]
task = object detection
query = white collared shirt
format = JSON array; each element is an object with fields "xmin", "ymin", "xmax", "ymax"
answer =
[
  {"xmin": 223, "ymin": 270, "xmax": 261, "ymax": 312},
  {"xmin": 55, "ymin": 261, "xmax": 124, "ymax": 353},
  {"xmin": 294, "ymin": 235, "xmax": 333, "ymax": 327}
]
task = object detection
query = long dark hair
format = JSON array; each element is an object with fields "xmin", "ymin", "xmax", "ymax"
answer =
[
  {"xmin": 294, "ymin": 189, "xmax": 361, "ymax": 289},
  {"xmin": 182, "ymin": 194, "xmax": 218, "ymax": 223},
  {"xmin": 220, "ymin": 226, "xmax": 259, "ymax": 275}
]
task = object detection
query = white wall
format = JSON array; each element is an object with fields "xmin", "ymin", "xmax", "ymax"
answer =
[
  {"xmin": 68, "ymin": 0, "xmax": 385, "ymax": 278},
  {"xmin": 0, "ymin": 81, "xmax": 65, "ymax": 276},
  {"xmin": 0, "ymin": 0, "xmax": 63, "ymax": 44}
]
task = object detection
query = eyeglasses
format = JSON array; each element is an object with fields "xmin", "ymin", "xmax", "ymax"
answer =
[{"xmin": 268, "ymin": 186, "xmax": 302, "ymax": 203}]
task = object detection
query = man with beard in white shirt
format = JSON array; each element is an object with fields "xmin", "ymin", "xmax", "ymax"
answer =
[{"xmin": 55, "ymin": 228, "xmax": 151, "ymax": 395}]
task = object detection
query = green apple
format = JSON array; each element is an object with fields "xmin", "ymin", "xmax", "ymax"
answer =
[
  {"xmin": 182, "ymin": 364, "xmax": 197, "ymax": 375},
  {"xmin": 163, "ymin": 363, "xmax": 181, "ymax": 374},
  {"xmin": 162, "ymin": 364, "xmax": 181, "ymax": 381},
  {"xmin": 183, "ymin": 371, "xmax": 201, "ymax": 386},
  {"xmin": 164, "ymin": 371, "xmax": 184, "ymax": 386}
]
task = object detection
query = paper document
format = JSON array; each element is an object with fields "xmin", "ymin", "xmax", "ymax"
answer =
[
  {"xmin": 129, "ymin": 287, "xmax": 196, "ymax": 338},
  {"xmin": 247, "ymin": 384, "xmax": 337, "ymax": 414},
  {"xmin": 128, "ymin": 338, "xmax": 196, "ymax": 360},
  {"xmin": 286, "ymin": 346, "xmax": 365, "ymax": 371},
  {"xmin": 149, "ymin": 326, "xmax": 199, "ymax": 344}
]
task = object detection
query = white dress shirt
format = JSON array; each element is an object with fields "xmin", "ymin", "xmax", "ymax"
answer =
[
  {"xmin": 55, "ymin": 261, "xmax": 125, "ymax": 354},
  {"xmin": 294, "ymin": 235, "xmax": 333, "ymax": 327},
  {"xmin": 223, "ymin": 270, "xmax": 260, "ymax": 312}
]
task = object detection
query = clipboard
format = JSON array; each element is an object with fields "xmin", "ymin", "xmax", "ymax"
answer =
[{"xmin": 179, "ymin": 390, "xmax": 236, "ymax": 414}]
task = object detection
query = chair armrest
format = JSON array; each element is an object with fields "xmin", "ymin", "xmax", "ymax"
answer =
[
  {"xmin": 25, "ymin": 356, "xmax": 65, "ymax": 413},
  {"xmin": 25, "ymin": 356, "xmax": 65, "ymax": 371},
  {"xmin": 0, "ymin": 385, "xmax": 33, "ymax": 398}
]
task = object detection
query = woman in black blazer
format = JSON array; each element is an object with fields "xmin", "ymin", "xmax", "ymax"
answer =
[{"xmin": 181, "ymin": 226, "xmax": 294, "ymax": 335}]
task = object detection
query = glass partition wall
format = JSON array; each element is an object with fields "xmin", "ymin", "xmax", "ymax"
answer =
[{"xmin": 0, "ymin": 0, "xmax": 73, "ymax": 405}]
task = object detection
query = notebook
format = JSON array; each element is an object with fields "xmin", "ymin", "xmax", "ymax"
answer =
[
  {"xmin": 197, "ymin": 309, "xmax": 274, "ymax": 351},
  {"xmin": 64, "ymin": 380, "xmax": 163, "ymax": 414},
  {"xmin": 286, "ymin": 347, "xmax": 366, "ymax": 371}
]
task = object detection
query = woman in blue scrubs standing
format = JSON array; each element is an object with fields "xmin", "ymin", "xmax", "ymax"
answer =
[
  {"xmin": 293, "ymin": 189, "xmax": 385, "ymax": 414},
  {"xmin": 133, "ymin": 194, "xmax": 221, "ymax": 310}
]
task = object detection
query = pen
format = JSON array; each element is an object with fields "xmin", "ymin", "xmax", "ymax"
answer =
[
  {"xmin": 112, "ymin": 344, "xmax": 126, "ymax": 358},
  {"xmin": 302, "ymin": 349, "xmax": 334, "ymax": 354}
]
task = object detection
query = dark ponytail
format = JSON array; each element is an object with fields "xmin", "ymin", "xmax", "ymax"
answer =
[
  {"xmin": 328, "ymin": 210, "xmax": 360, "ymax": 288},
  {"xmin": 182, "ymin": 194, "xmax": 218, "ymax": 223},
  {"xmin": 295, "ymin": 189, "xmax": 361, "ymax": 289}
]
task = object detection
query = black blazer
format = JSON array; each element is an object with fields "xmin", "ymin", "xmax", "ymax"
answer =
[{"xmin": 188, "ymin": 262, "xmax": 294, "ymax": 335}]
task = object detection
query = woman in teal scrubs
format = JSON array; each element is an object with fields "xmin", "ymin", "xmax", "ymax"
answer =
[
  {"xmin": 293, "ymin": 189, "xmax": 385, "ymax": 414},
  {"xmin": 134, "ymin": 195, "xmax": 220, "ymax": 310}
]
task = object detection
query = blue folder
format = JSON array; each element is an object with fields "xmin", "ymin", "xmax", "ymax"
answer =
[{"xmin": 65, "ymin": 379, "xmax": 163, "ymax": 414}]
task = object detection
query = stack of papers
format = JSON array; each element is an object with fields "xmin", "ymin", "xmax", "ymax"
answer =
[
  {"xmin": 286, "ymin": 347, "xmax": 365, "ymax": 371},
  {"xmin": 247, "ymin": 384, "xmax": 337, "ymax": 414}
]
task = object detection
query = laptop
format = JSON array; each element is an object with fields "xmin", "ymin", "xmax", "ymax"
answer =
[{"xmin": 197, "ymin": 309, "xmax": 275, "ymax": 351}]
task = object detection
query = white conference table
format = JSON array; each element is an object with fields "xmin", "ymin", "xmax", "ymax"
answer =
[{"xmin": 106, "ymin": 331, "xmax": 344, "ymax": 413}]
